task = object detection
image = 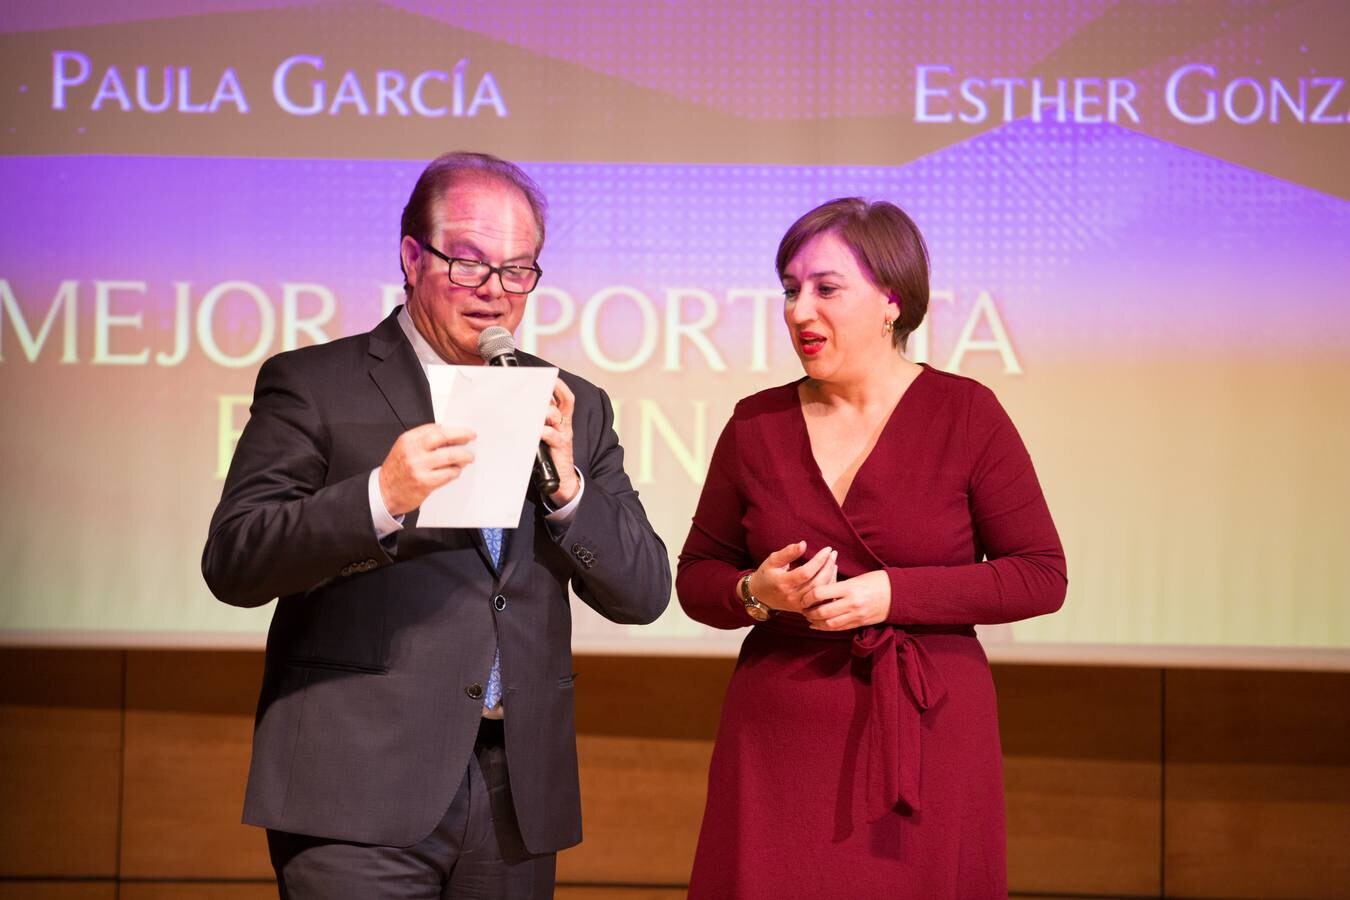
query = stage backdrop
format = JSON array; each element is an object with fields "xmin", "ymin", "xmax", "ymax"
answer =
[{"xmin": 1, "ymin": 1, "xmax": 1347, "ymax": 666}]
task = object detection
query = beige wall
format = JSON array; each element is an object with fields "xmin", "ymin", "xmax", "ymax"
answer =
[{"xmin": 2, "ymin": 649, "xmax": 1348, "ymax": 899}]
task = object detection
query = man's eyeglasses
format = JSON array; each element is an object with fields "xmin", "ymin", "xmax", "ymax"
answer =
[{"xmin": 420, "ymin": 242, "xmax": 542, "ymax": 294}]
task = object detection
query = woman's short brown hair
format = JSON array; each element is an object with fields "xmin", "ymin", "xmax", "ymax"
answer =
[{"xmin": 775, "ymin": 197, "xmax": 930, "ymax": 351}]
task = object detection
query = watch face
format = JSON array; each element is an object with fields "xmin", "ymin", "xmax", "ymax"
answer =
[
  {"xmin": 740, "ymin": 574, "xmax": 770, "ymax": 620},
  {"xmin": 744, "ymin": 602, "xmax": 770, "ymax": 622}
]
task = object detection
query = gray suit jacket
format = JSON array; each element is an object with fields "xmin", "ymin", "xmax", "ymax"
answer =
[{"xmin": 202, "ymin": 308, "xmax": 670, "ymax": 851}]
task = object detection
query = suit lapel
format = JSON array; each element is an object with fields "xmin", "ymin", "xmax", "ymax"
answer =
[
  {"xmin": 367, "ymin": 310, "xmax": 434, "ymax": 431},
  {"xmin": 498, "ymin": 496, "xmax": 536, "ymax": 584}
]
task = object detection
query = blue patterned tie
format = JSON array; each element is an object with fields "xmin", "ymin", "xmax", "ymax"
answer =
[{"xmin": 481, "ymin": 527, "xmax": 504, "ymax": 710}]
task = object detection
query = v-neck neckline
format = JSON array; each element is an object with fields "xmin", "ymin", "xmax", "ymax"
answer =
[{"xmin": 794, "ymin": 364, "xmax": 929, "ymax": 515}]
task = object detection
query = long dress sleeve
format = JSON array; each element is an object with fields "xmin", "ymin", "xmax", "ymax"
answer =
[
  {"xmin": 884, "ymin": 383, "xmax": 1067, "ymax": 625},
  {"xmin": 676, "ymin": 416, "xmax": 757, "ymax": 629}
]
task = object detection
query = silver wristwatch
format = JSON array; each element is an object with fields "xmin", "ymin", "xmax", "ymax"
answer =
[{"xmin": 738, "ymin": 573, "xmax": 773, "ymax": 622}]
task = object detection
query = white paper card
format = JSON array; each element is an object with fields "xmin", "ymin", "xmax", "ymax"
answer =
[{"xmin": 418, "ymin": 364, "xmax": 559, "ymax": 528}]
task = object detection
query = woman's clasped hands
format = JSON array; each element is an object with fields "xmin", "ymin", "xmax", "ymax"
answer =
[{"xmin": 748, "ymin": 541, "xmax": 892, "ymax": 631}]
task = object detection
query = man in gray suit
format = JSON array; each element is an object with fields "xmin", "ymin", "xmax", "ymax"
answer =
[{"xmin": 203, "ymin": 151, "xmax": 671, "ymax": 898}]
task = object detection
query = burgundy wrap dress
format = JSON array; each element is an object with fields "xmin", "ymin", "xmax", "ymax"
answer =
[{"xmin": 677, "ymin": 366, "xmax": 1067, "ymax": 899}]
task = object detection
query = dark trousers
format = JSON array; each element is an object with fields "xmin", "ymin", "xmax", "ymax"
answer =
[{"xmin": 267, "ymin": 719, "xmax": 556, "ymax": 899}]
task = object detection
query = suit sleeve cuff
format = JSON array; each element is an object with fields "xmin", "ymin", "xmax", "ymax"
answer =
[
  {"xmin": 542, "ymin": 468, "xmax": 585, "ymax": 527},
  {"xmin": 368, "ymin": 468, "xmax": 404, "ymax": 539}
]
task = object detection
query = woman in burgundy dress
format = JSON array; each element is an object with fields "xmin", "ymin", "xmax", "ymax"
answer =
[{"xmin": 677, "ymin": 198, "xmax": 1067, "ymax": 899}]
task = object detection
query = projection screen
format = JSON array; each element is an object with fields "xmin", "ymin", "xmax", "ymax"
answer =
[{"xmin": 1, "ymin": 1, "xmax": 1347, "ymax": 667}]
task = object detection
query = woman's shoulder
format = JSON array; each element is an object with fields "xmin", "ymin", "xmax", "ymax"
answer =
[
  {"xmin": 916, "ymin": 366, "xmax": 1025, "ymax": 453},
  {"xmin": 729, "ymin": 379, "xmax": 804, "ymax": 420},
  {"xmin": 915, "ymin": 364, "xmax": 1005, "ymax": 412},
  {"xmin": 917, "ymin": 363, "xmax": 994, "ymax": 396}
]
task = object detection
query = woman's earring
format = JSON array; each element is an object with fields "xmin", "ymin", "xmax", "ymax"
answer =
[{"xmin": 885, "ymin": 294, "xmax": 902, "ymax": 337}]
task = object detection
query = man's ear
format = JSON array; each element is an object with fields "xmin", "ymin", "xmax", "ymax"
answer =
[{"xmin": 400, "ymin": 235, "xmax": 423, "ymax": 290}]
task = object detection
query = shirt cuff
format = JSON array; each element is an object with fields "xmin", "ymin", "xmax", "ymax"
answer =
[
  {"xmin": 368, "ymin": 468, "xmax": 404, "ymax": 538},
  {"xmin": 542, "ymin": 468, "xmax": 584, "ymax": 526}
]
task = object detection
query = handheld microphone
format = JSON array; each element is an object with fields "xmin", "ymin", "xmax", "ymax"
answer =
[{"xmin": 476, "ymin": 326, "xmax": 562, "ymax": 497}]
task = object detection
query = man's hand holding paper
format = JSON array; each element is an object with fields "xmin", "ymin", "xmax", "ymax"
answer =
[
  {"xmin": 417, "ymin": 364, "xmax": 562, "ymax": 527},
  {"xmin": 377, "ymin": 423, "xmax": 478, "ymax": 517}
]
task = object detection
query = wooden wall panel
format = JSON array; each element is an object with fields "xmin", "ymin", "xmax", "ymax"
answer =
[
  {"xmin": 996, "ymin": 664, "xmax": 1162, "ymax": 898},
  {"xmin": 560, "ymin": 734, "xmax": 711, "ymax": 885},
  {"xmin": 119, "ymin": 883, "xmax": 275, "ymax": 900},
  {"xmin": 570, "ymin": 655, "xmax": 734, "ymax": 740},
  {"xmin": 0, "ymin": 883, "xmax": 116, "ymax": 900},
  {"xmin": 558, "ymin": 656, "xmax": 732, "ymax": 886},
  {"xmin": 1165, "ymin": 669, "xmax": 1350, "ymax": 899},
  {"xmin": 6, "ymin": 646, "xmax": 1350, "ymax": 898},
  {"xmin": 0, "ymin": 649, "xmax": 123, "ymax": 878},
  {"xmin": 120, "ymin": 650, "xmax": 270, "ymax": 880},
  {"xmin": 555, "ymin": 888, "xmax": 687, "ymax": 899}
]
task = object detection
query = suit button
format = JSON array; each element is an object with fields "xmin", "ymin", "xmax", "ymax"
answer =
[
  {"xmin": 493, "ymin": 594, "xmax": 506, "ymax": 611},
  {"xmin": 465, "ymin": 683, "xmax": 484, "ymax": 700}
]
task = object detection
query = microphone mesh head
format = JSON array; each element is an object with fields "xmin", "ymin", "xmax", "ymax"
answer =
[{"xmin": 477, "ymin": 326, "xmax": 516, "ymax": 362}]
